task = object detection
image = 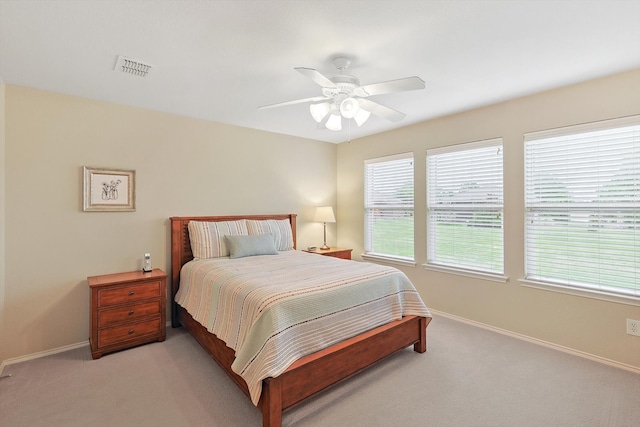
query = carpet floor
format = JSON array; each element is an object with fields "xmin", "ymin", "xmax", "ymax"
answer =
[{"xmin": 1, "ymin": 314, "xmax": 639, "ymax": 427}]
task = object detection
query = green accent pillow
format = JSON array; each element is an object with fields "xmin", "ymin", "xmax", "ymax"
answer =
[{"xmin": 225, "ymin": 234, "xmax": 279, "ymax": 259}]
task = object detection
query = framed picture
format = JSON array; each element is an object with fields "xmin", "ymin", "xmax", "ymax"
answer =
[{"xmin": 83, "ymin": 167, "xmax": 136, "ymax": 212}]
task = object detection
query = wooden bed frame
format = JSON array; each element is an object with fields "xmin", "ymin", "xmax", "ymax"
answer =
[{"xmin": 170, "ymin": 214, "xmax": 430, "ymax": 427}]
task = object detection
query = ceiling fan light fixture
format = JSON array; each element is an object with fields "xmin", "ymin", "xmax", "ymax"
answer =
[
  {"xmin": 326, "ymin": 113, "xmax": 342, "ymax": 131},
  {"xmin": 339, "ymin": 97, "xmax": 360, "ymax": 118},
  {"xmin": 354, "ymin": 108, "xmax": 371, "ymax": 126},
  {"xmin": 310, "ymin": 102, "xmax": 331, "ymax": 123},
  {"xmin": 263, "ymin": 57, "xmax": 425, "ymax": 132}
]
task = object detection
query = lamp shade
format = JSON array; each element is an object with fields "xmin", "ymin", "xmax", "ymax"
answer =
[
  {"xmin": 313, "ymin": 206, "xmax": 335, "ymax": 223},
  {"xmin": 310, "ymin": 102, "xmax": 331, "ymax": 123},
  {"xmin": 325, "ymin": 113, "xmax": 342, "ymax": 131},
  {"xmin": 354, "ymin": 108, "xmax": 371, "ymax": 126}
]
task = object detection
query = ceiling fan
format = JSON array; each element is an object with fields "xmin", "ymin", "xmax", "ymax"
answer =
[{"xmin": 258, "ymin": 57, "xmax": 425, "ymax": 131}]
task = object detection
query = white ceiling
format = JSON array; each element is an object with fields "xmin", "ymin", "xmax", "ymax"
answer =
[{"xmin": 1, "ymin": 0, "xmax": 639, "ymax": 144}]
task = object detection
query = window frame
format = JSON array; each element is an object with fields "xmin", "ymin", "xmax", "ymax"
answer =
[
  {"xmin": 425, "ymin": 138, "xmax": 505, "ymax": 279},
  {"xmin": 522, "ymin": 115, "xmax": 640, "ymax": 306},
  {"xmin": 363, "ymin": 152, "xmax": 415, "ymax": 265}
]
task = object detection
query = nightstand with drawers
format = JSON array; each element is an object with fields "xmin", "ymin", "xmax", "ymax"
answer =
[
  {"xmin": 303, "ymin": 247, "xmax": 353, "ymax": 260},
  {"xmin": 88, "ymin": 268, "xmax": 167, "ymax": 359}
]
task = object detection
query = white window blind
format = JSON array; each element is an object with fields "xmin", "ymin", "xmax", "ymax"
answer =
[
  {"xmin": 427, "ymin": 139, "xmax": 504, "ymax": 274},
  {"xmin": 364, "ymin": 153, "xmax": 414, "ymax": 261},
  {"xmin": 524, "ymin": 116, "xmax": 640, "ymax": 299}
]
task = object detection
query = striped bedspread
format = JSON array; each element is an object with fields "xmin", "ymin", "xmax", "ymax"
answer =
[{"xmin": 175, "ymin": 250, "xmax": 431, "ymax": 405}]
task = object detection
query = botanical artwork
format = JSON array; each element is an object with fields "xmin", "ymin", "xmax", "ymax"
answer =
[
  {"xmin": 96, "ymin": 175, "xmax": 125, "ymax": 203},
  {"xmin": 83, "ymin": 167, "xmax": 135, "ymax": 212}
]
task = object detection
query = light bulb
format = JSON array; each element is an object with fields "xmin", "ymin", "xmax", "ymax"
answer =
[{"xmin": 340, "ymin": 97, "xmax": 360, "ymax": 119}]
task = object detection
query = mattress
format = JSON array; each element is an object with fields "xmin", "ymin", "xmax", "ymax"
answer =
[{"xmin": 175, "ymin": 250, "xmax": 431, "ymax": 404}]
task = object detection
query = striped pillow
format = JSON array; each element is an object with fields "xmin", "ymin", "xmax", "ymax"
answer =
[
  {"xmin": 188, "ymin": 220, "xmax": 248, "ymax": 259},
  {"xmin": 246, "ymin": 219, "xmax": 294, "ymax": 251}
]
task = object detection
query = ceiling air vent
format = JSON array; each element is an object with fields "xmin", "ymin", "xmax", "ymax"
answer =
[{"xmin": 114, "ymin": 55, "xmax": 152, "ymax": 77}]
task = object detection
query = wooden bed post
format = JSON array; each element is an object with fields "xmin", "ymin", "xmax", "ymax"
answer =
[
  {"xmin": 170, "ymin": 218, "xmax": 185, "ymax": 328},
  {"xmin": 414, "ymin": 316, "xmax": 430, "ymax": 353},
  {"xmin": 261, "ymin": 377, "xmax": 282, "ymax": 427}
]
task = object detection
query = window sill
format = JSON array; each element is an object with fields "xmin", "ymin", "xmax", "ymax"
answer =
[
  {"xmin": 361, "ymin": 253, "xmax": 416, "ymax": 268},
  {"xmin": 519, "ymin": 278, "xmax": 640, "ymax": 307},
  {"xmin": 422, "ymin": 263, "xmax": 508, "ymax": 283}
]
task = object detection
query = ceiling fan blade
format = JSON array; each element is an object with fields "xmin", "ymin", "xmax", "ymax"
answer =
[
  {"xmin": 360, "ymin": 76, "xmax": 425, "ymax": 97},
  {"xmin": 258, "ymin": 96, "xmax": 330, "ymax": 110},
  {"xmin": 359, "ymin": 99, "xmax": 406, "ymax": 122},
  {"xmin": 295, "ymin": 67, "xmax": 337, "ymax": 88}
]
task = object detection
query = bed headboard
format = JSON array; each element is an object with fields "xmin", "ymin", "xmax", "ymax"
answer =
[{"xmin": 169, "ymin": 214, "xmax": 297, "ymax": 326}]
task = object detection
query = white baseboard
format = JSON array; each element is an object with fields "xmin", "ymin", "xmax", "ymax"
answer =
[
  {"xmin": 0, "ymin": 321, "xmax": 174, "ymax": 375},
  {"xmin": 430, "ymin": 309, "xmax": 640, "ymax": 375},
  {"xmin": 0, "ymin": 340, "xmax": 90, "ymax": 375},
  {"xmin": 3, "ymin": 317, "xmax": 637, "ymax": 377}
]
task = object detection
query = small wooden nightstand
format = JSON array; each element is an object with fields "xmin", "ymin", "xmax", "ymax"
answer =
[
  {"xmin": 88, "ymin": 268, "xmax": 167, "ymax": 359},
  {"xmin": 303, "ymin": 247, "xmax": 353, "ymax": 260}
]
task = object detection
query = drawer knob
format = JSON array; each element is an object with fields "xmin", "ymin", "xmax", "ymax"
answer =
[
  {"xmin": 128, "ymin": 329, "xmax": 134, "ymax": 334},
  {"xmin": 128, "ymin": 310, "xmax": 134, "ymax": 315},
  {"xmin": 129, "ymin": 291, "xmax": 135, "ymax": 296}
]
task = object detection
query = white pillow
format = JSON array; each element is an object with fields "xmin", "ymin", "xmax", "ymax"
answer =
[
  {"xmin": 246, "ymin": 219, "xmax": 294, "ymax": 251},
  {"xmin": 188, "ymin": 220, "xmax": 248, "ymax": 259}
]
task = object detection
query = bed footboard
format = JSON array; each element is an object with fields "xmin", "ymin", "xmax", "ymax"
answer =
[
  {"xmin": 179, "ymin": 305, "xmax": 430, "ymax": 427},
  {"xmin": 270, "ymin": 315, "xmax": 429, "ymax": 412}
]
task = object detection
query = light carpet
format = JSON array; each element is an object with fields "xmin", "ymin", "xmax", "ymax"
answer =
[{"xmin": 1, "ymin": 314, "xmax": 639, "ymax": 427}]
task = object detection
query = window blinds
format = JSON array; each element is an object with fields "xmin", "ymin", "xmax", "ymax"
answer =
[
  {"xmin": 427, "ymin": 139, "xmax": 504, "ymax": 274},
  {"xmin": 364, "ymin": 153, "xmax": 414, "ymax": 260},
  {"xmin": 524, "ymin": 116, "xmax": 640, "ymax": 298}
]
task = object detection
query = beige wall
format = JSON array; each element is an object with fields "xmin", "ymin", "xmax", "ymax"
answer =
[
  {"xmin": 3, "ymin": 70, "xmax": 640, "ymax": 370},
  {"xmin": 337, "ymin": 69, "xmax": 640, "ymax": 369},
  {"xmin": 2, "ymin": 85, "xmax": 337, "ymax": 362},
  {"xmin": 0, "ymin": 83, "xmax": 6, "ymax": 364}
]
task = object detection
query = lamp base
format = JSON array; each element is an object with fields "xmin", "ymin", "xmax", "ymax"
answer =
[{"xmin": 320, "ymin": 244, "xmax": 330, "ymax": 250}]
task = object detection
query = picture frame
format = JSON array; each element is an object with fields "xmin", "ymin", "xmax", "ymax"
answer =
[{"xmin": 83, "ymin": 166, "xmax": 136, "ymax": 212}]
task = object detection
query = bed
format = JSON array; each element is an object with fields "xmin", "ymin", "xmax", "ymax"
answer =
[{"xmin": 170, "ymin": 214, "xmax": 431, "ymax": 427}]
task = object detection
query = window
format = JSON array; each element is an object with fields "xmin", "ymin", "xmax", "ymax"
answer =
[
  {"xmin": 427, "ymin": 139, "xmax": 504, "ymax": 275},
  {"xmin": 524, "ymin": 116, "xmax": 640, "ymax": 300},
  {"xmin": 364, "ymin": 153, "xmax": 414, "ymax": 261}
]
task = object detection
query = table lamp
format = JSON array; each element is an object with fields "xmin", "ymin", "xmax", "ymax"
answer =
[{"xmin": 313, "ymin": 206, "xmax": 336, "ymax": 250}]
